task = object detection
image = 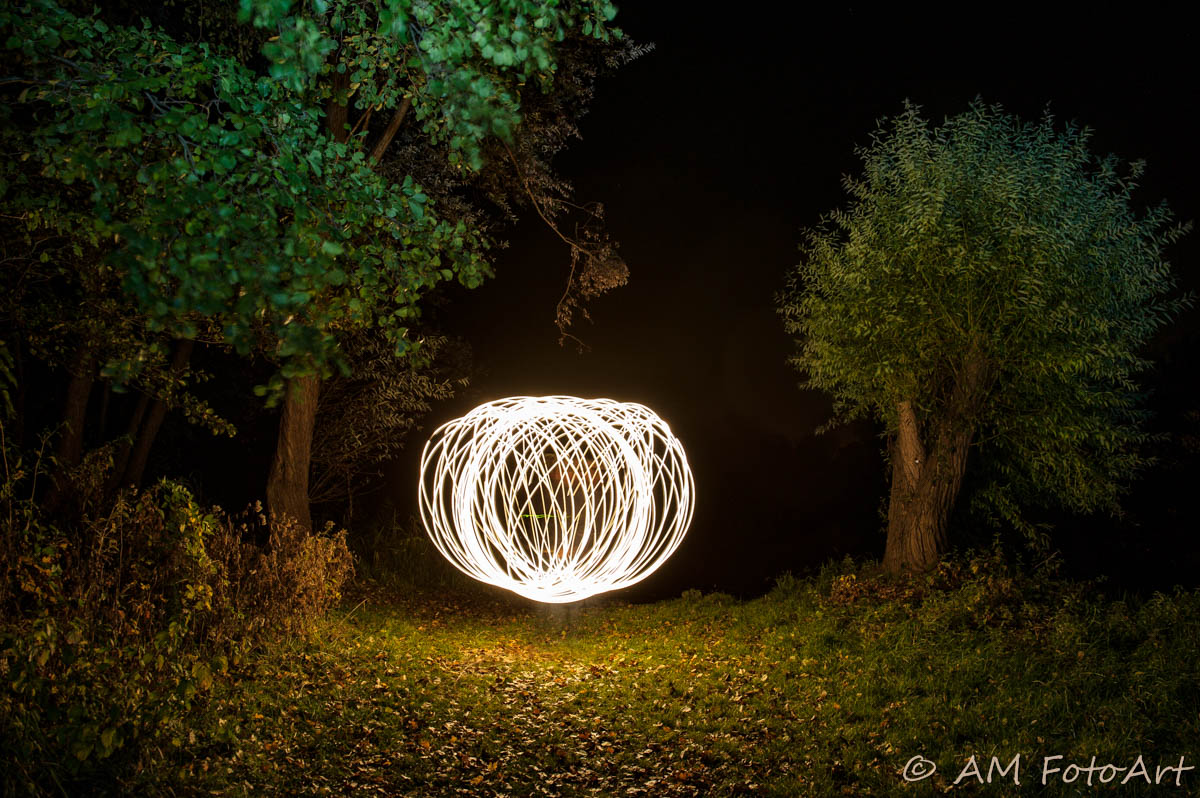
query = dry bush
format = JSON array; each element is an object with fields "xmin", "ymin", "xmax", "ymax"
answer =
[{"xmin": 207, "ymin": 505, "xmax": 355, "ymax": 638}]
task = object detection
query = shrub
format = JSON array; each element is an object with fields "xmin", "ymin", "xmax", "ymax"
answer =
[
  {"xmin": 0, "ymin": 430, "xmax": 353, "ymax": 793},
  {"xmin": 221, "ymin": 506, "xmax": 355, "ymax": 636}
]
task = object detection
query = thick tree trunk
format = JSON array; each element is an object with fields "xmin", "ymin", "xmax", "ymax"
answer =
[
  {"xmin": 326, "ymin": 69, "xmax": 351, "ymax": 144},
  {"xmin": 262, "ymin": 63, "xmax": 389, "ymax": 532},
  {"xmin": 266, "ymin": 374, "xmax": 320, "ymax": 530},
  {"xmin": 121, "ymin": 339, "xmax": 194, "ymax": 488},
  {"xmin": 263, "ymin": 66, "xmax": 408, "ymax": 531},
  {"xmin": 883, "ymin": 402, "xmax": 972, "ymax": 574},
  {"xmin": 883, "ymin": 351, "xmax": 991, "ymax": 575}
]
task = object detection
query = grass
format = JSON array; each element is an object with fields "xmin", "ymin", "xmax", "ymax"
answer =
[{"xmin": 120, "ymin": 553, "xmax": 1200, "ymax": 797}]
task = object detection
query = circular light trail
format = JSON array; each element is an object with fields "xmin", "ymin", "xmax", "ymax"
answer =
[{"xmin": 418, "ymin": 396, "xmax": 695, "ymax": 603}]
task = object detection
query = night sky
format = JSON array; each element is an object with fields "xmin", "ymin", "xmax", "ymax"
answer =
[{"xmin": 364, "ymin": 8, "xmax": 1200, "ymax": 600}]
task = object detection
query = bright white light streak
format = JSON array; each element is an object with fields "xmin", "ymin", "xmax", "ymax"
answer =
[{"xmin": 418, "ymin": 396, "xmax": 695, "ymax": 603}]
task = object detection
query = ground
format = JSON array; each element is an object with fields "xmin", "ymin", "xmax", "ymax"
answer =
[{"xmin": 148, "ymin": 558, "xmax": 1200, "ymax": 797}]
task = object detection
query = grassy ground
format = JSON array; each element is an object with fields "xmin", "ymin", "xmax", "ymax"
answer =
[{"xmin": 124, "ymin": 554, "xmax": 1200, "ymax": 797}]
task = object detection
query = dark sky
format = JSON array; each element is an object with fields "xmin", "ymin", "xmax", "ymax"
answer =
[{"xmin": 384, "ymin": 7, "xmax": 1200, "ymax": 599}]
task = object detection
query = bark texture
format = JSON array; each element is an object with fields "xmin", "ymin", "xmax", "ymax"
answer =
[
  {"xmin": 326, "ymin": 69, "xmax": 351, "ymax": 144},
  {"xmin": 266, "ymin": 374, "xmax": 320, "ymax": 531},
  {"xmin": 883, "ymin": 351, "xmax": 990, "ymax": 575},
  {"xmin": 56, "ymin": 347, "xmax": 95, "ymax": 469},
  {"xmin": 369, "ymin": 96, "xmax": 411, "ymax": 162},
  {"xmin": 45, "ymin": 346, "xmax": 95, "ymax": 510}
]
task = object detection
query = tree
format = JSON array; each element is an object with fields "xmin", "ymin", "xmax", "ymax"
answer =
[
  {"xmin": 241, "ymin": 0, "xmax": 630, "ymax": 531},
  {"xmin": 0, "ymin": 92, "xmax": 232, "ymax": 506},
  {"xmin": 1, "ymin": 0, "xmax": 629, "ymax": 529},
  {"xmin": 777, "ymin": 101, "xmax": 1190, "ymax": 575}
]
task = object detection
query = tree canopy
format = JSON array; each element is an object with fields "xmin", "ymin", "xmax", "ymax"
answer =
[
  {"xmin": 1, "ymin": 0, "xmax": 622, "ymax": 402},
  {"xmin": 2, "ymin": 0, "xmax": 632, "ymax": 534},
  {"xmin": 778, "ymin": 101, "xmax": 1190, "ymax": 568}
]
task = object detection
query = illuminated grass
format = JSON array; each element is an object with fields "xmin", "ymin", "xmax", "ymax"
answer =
[{"xmin": 157, "ymin": 557, "xmax": 1200, "ymax": 796}]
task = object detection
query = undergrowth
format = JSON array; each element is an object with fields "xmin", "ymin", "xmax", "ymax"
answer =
[
  {"xmin": 3, "ymin": 422, "xmax": 1196, "ymax": 795},
  {"xmin": 120, "ymin": 549, "xmax": 1200, "ymax": 795},
  {"xmin": 0, "ymin": 433, "xmax": 353, "ymax": 795}
]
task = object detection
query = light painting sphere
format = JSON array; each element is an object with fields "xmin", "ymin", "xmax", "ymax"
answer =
[{"xmin": 418, "ymin": 396, "xmax": 695, "ymax": 603}]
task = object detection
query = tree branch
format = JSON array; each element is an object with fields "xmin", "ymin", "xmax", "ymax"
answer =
[
  {"xmin": 348, "ymin": 103, "xmax": 375, "ymax": 141},
  {"xmin": 368, "ymin": 96, "xmax": 412, "ymax": 162},
  {"xmin": 500, "ymin": 141, "xmax": 608, "ymax": 348}
]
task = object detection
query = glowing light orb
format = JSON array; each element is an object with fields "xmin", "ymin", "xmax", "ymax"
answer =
[{"xmin": 418, "ymin": 396, "xmax": 695, "ymax": 603}]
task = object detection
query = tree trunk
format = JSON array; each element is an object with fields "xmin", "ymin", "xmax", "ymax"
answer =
[
  {"xmin": 263, "ymin": 65, "xmax": 407, "ymax": 532},
  {"xmin": 266, "ymin": 374, "xmax": 320, "ymax": 531},
  {"xmin": 369, "ymin": 96, "xmax": 411, "ymax": 162},
  {"xmin": 107, "ymin": 392, "xmax": 149, "ymax": 495},
  {"xmin": 44, "ymin": 346, "xmax": 95, "ymax": 509},
  {"xmin": 56, "ymin": 347, "xmax": 95, "ymax": 469},
  {"xmin": 883, "ymin": 351, "xmax": 990, "ymax": 575},
  {"xmin": 121, "ymin": 338, "xmax": 194, "ymax": 489},
  {"xmin": 262, "ymin": 63, "xmax": 384, "ymax": 532},
  {"xmin": 883, "ymin": 402, "xmax": 972, "ymax": 574},
  {"xmin": 327, "ymin": 69, "xmax": 351, "ymax": 144},
  {"xmin": 12, "ymin": 337, "xmax": 26, "ymax": 448}
]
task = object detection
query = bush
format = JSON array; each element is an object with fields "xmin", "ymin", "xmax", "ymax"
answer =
[
  {"xmin": 0, "ymin": 434, "xmax": 353, "ymax": 794},
  {"xmin": 790, "ymin": 546, "xmax": 1094, "ymax": 632},
  {"xmin": 219, "ymin": 505, "xmax": 355, "ymax": 637}
]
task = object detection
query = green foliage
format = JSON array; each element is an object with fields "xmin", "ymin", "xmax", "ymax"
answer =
[
  {"xmin": 2, "ymin": 0, "xmax": 628, "ymax": 420},
  {"xmin": 0, "ymin": 428, "xmax": 353, "ymax": 793},
  {"xmin": 1, "ymin": 0, "xmax": 618, "ymax": 408},
  {"xmin": 2, "ymin": 476, "xmax": 223, "ymax": 775},
  {"xmin": 778, "ymin": 100, "xmax": 1191, "ymax": 537},
  {"xmin": 239, "ymin": 0, "xmax": 621, "ymax": 167},
  {"xmin": 2, "ymin": 2, "xmax": 494, "ymax": 400}
]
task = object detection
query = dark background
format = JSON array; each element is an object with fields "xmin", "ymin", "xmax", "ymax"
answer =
[{"xmin": 191, "ymin": 7, "xmax": 1200, "ymax": 600}]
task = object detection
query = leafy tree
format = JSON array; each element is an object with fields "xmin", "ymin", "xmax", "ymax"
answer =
[
  {"xmin": 777, "ymin": 101, "xmax": 1190, "ymax": 574},
  {"xmin": 0, "ymin": 96, "xmax": 230, "ymax": 502},
  {"xmin": 1, "ymin": 0, "xmax": 629, "ymax": 529}
]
